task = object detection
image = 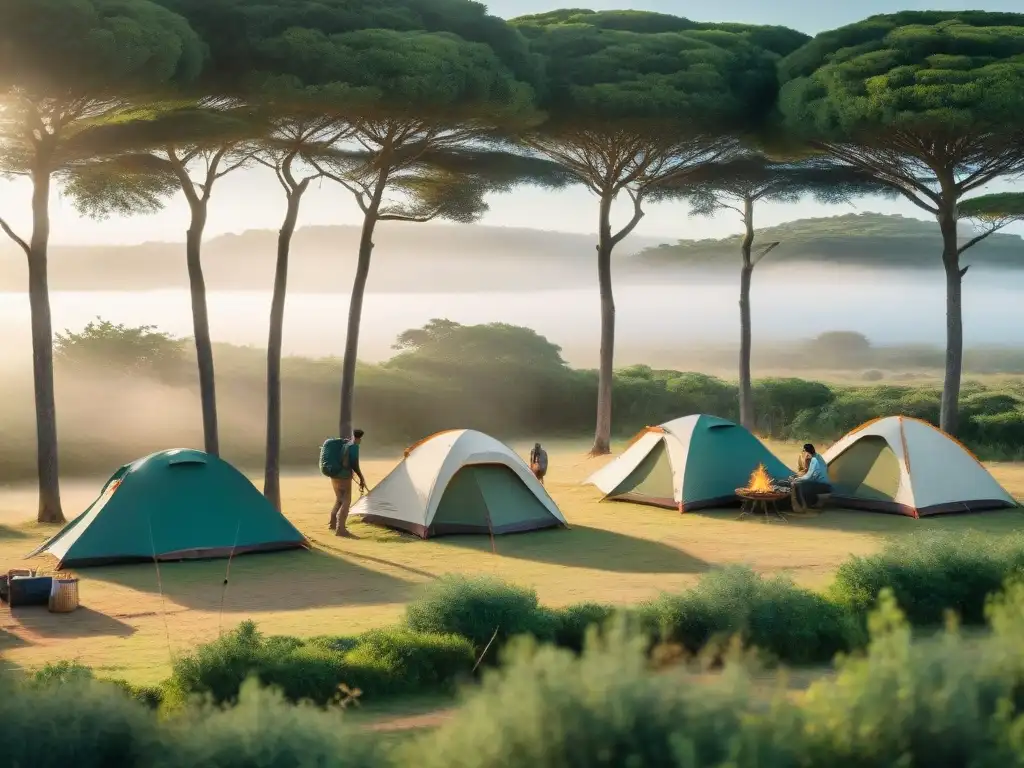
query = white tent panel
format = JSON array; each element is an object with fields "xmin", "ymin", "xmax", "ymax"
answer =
[
  {"xmin": 352, "ymin": 429, "xmax": 566, "ymax": 531},
  {"xmin": 585, "ymin": 415, "xmax": 701, "ymax": 503},
  {"xmin": 901, "ymin": 418, "xmax": 1016, "ymax": 510},
  {"xmin": 822, "ymin": 416, "xmax": 1016, "ymax": 515}
]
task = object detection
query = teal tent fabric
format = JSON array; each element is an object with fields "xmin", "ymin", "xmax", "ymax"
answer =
[
  {"xmin": 598, "ymin": 415, "xmax": 792, "ymax": 511},
  {"xmin": 28, "ymin": 449, "xmax": 307, "ymax": 568}
]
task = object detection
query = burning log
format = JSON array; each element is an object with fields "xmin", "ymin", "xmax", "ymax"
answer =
[{"xmin": 736, "ymin": 463, "xmax": 785, "ymax": 499}]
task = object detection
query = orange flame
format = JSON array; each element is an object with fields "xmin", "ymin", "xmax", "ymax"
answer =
[{"xmin": 743, "ymin": 464, "xmax": 774, "ymax": 494}]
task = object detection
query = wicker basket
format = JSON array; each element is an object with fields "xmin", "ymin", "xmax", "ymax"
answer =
[{"xmin": 48, "ymin": 576, "xmax": 80, "ymax": 613}]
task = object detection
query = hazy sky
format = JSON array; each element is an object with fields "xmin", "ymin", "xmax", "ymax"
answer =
[{"xmin": 0, "ymin": 0, "xmax": 1021, "ymax": 247}]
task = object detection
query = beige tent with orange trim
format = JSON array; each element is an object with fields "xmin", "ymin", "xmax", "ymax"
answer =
[
  {"xmin": 822, "ymin": 416, "xmax": 1017, "ymax": 517},
  {"xmin": 351, "ymin": 429, "xmax": 567, "ymax": 538}
]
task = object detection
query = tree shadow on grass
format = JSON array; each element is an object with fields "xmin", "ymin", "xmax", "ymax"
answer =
[
  {"xmin": 5, "ymin": 606, "xmax": 135, "ymax": 639},
  {"xmin": 87, "ymin": 547, "xmax": 416, "ymax": 613},
  {"xmin": 433, "ymin": 525, "xmax": 709, "ymax": 574},
  {"xmin": 698, "ymin": 506, "xmax": 1024, "ymax": 536},
  {"xmin": 0, "ymin": 524, "xmax": 30, "ymax": 540}
]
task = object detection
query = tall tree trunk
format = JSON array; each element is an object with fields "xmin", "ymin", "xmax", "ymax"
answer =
[
  {"xmin": 338, "ymin": 171, "xmax": 389, "ymax": 439},
  {"xmin": 938, "ymin": 205, "xmax": 963, "ymax": 435},
  {"xmin": 28, "ymin": 154, "xmax": 64, "ymax": 524},
  {"xmin": 738, "ymin": 196, "xmax": 755, "ymax": 431},
  {"xmin": 264, "ymin": 183, "xmax": 308, "ymax": 510},
  {"xmin": 186, "ymin": 199, "xmax": 219, "ymax": 455},
  {"xmin": 590, "ymin": 192, "xmax": 616, "ymax": 456}
]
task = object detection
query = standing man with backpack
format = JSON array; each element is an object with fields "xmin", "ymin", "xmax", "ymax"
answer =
[{"xmin": 320, "ymin": 429, "xmax": 367, "ymax": 537}]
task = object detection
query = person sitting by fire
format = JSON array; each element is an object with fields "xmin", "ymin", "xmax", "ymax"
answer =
[{"xmin": 791, "ymin": 443, "xmax": 831, "ymax": 511}]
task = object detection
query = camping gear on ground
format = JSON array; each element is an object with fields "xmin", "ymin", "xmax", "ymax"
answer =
[
  {"xmin": 48, "ymin": 575, "xmax": 80, "ymax": 613},
  {"xmin": 586, "ymin": 414, "xmax": 792, "ymax": 512},
  {"xmin": 3, "ymin": 570, "xmax": 54, "ymax": 607},
  {"xmin": 28, "ymin": 448, "xmax": 308, "ymax": 568},
  {"xmin": 319, "ymin": 437, "xmax": 351, "ymax": 478},
  {"xmin": 351, "ymin": 429, "xmax": 568, "ymax": 538},
  {"xmin": 822, "ymin": 416, "xmax": 1017, "ymax": 517}
]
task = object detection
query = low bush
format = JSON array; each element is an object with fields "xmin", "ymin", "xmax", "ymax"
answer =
[
  {"xmin": 405, "ymin": 586, "xmax": 1024, "ymax": 768},
  {"xmin": 404, "ymin": 575, "xmax": 556, "ymax": 655},
  {"xmin": 168, "ymin": 620, "xmax": 475, "ymax": 707},
  {"xmin": 547, "ymin": 602, "xmax": 620, "ymax": 653},
  {"xmin": 830, "ymin": 532, "xmax": 1024, "ymax": 626},
  {"xmin": 638, "ymin": 566, "xmax": 860, "ymax": 664},
  {"xmin": 342, "ymin": 628, "xmax": 474, "ymax": 695},
  {"xmin": 0, "ymin": 674, "xmax": 159, "ymax": 768},
  {"xmin": 156, "ymin": 681, "xmax": 382, "ymax": 768}
]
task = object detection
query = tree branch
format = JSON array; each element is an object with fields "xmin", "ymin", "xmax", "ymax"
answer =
[
  {"xmin": 957, "ymin": 224, "xmax": 1003, "ymax": 256},
  {"xmin": 753, "ymin": 241, "xmax": 780, "ymax": 266},
  {"xmin": 0, "ymin": 215, "xmax": 30, "ymax": 257},
  {"xmin": 378, "ymin": 212, "xmax": 435, "ymax": 223},
  {"xmin": 609, "ymin": 189, "xmax": 645, "ymax": 247}
]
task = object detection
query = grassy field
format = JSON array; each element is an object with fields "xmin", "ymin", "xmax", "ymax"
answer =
[{"xmin": 1, "ymin": 438, "xmax": 1023, "ymax": 691}]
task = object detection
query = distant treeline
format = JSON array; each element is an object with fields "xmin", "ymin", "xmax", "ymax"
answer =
[
  {"xmin": 638, "ymin": 213, "xmax": 1024, "ymax": 269},
  {"xmin": 0, "ymin": 320, "xmax": 1021, "ymax": 482}
]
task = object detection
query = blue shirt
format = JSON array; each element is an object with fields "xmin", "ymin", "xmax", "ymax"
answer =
[{"xmin": 800, "ymin": 454, "xmax": 830, "ymax": 484}]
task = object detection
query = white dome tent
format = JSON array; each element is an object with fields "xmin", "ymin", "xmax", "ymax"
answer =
[
  {"xmin": 351, "ymin": 429, "xmax": 567, "ymax": 538},
  {"xmin": 822, "ymin": 416, "xmax": 1017, "ymax": 517}
]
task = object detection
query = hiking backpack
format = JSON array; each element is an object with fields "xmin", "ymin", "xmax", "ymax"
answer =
[{"xmin": 319, "ymin": 437, "xmax": 351, "ymax": 478}]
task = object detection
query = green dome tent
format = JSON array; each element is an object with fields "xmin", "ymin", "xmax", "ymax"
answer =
[
  {"xmin": 28, "ymin": 449, "xmax": 308, "ymax": 568},
  {"xmin": 586, "ymin": 415, "xmax": 792, "ymax": 511}
]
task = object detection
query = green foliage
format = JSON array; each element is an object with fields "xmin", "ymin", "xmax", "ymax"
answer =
[
  {"xmin": 8, "ymin": 317, "xmax": 1024, "ymax": 480},
  {"xmin": 547, "ymin": 603, "xmax": 620, "ymax": 653},
  {"xmin": 54, "ymin": 317, "xmax": 187, "ymax": 378},
  {"xmin": 0, "ymin": 673, "xmax": 159, "ymax": 768},
  {"xmin": 342, "ymin": 628, "xmax": 474, "ymax": 695},
  {"xmin": 168, "ymin": 619, "xmax": 475, "ymax": 707},
  {"xmin": 830, "ymin": 532, "xmax": 1024, "ymax": 626},
  {"xmin": 960, "ymin": 192, "xmax": 1024, "ymax": 221},
  {"xmin": 652, "ymin": 155, "xmax": 892, "ymax": 215},
  {"xmin": 779, "ymin": 11, "xmax": 1024, "ymax": 138},
  {"xmin": 0, "ymin": 0, "xmax": 205, "ymax": 99},
  {"xmin": 28, "ymin": 659, "xmax": 95, "ymax": 687},
  {"xmin": 639, "ymin": 566, "xmax": 860, "ymax": 664},
  {"xmin": 513, "ymin": 10, "xmax": 795, "ymax": 127},
  {"xmin": 159, "ymin": 681, "xmax": 382, "ymax": 768},
  {"xmin": 404, "ymin": 575, "xmax": 555, "ymax": 654},
  {"xmin": 796, "ymin": 586, "xmax": 1024, "ymax": 766},
  {"xmin": 407, "ymin": 624, "xmax": 764, "ymax": 768}
]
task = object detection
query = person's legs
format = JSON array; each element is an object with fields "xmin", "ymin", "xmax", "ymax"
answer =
[
  {"xmin": 329, "ymin": 477, "xmax": 344, "ymax": 530},
  {"xmin": 796, "ymin": 481, "xmax": 830, "ymax": 509},
  {"xmin": 334, "ymin": 477, "xmax": 354, "ymax": 536}
]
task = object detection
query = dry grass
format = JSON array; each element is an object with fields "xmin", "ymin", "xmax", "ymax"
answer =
[{"xmin": 1, "ymin": 438, "xmax": 1022, "ymax": 686}]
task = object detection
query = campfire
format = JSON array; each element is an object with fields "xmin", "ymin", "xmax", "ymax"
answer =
[{"xmin": 736, "ymin": 463, "xmax": 780, "ymax": 498}]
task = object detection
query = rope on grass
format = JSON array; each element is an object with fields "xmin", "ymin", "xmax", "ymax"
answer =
[
  {"xmin": 218, "ymin": 517, "xmax": 242, "ymax": 638},
  {"xmin": 147, "ymin": 512, "xmax": 176, "ymax": 666}
]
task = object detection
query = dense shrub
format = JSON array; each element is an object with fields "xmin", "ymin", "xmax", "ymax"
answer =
[
  {"xmin": 797, "ymin": 587, "xmax": 1024, "ymax": 766},
  {"xmin": 405, "ymin": 587, "xmax": 1024, "ymax": 768},
  {"xmin": 830, "ymin": 532, "xmax": 1024, "ymax": 626},
  {"xmin": 404, "ymin": 575, "xmax": 556, "ymax": 655},
  {"xmin": 547, "ymin": 602, "xmax": 620, "ymax": 653},
  {"xmin": 343, "ymin": 628, "xmax": 474, "ymax": 695},
  {"xmin": 404, "ymin": 625, "xmax": 771, "ymax": 768},
  {"xmin": 156, "ymin": 681, "xmax": 382, "ymax": 768},
  {"xmin": 639, "ymin": 566, "xmax": 860, "ymax": 664},
  {"xmin": 0, "ymin": 675, "xmax": 159, "ymax": 768},
  {"xmin": 168, "ymin": 620, "xmax": 475, "ymax": 707}
]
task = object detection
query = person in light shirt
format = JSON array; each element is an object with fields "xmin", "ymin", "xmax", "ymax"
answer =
[{"xmin": 791, "ymin": 443, "xmax": 831, "ymax": 511}]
